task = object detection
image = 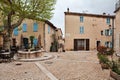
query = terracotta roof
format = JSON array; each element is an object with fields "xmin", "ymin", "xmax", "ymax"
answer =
[
  {"xmin": 64, "ymin": 12, "xmax": 115, "ymax": 18},
  {"xmin": 45, "ymin": 20, "xmax": 57, "ymax": 29}
]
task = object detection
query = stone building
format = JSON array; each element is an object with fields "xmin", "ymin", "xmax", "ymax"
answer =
[
  {"xmin": 114, "ymin": 0, "xmax": 120, "ymax": 54},
  {"xmin": 65, "ymin": 9, "xmax": 115, "ymax": 51}
]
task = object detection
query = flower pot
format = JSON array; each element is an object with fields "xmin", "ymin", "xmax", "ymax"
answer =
[{"xmin": 110, "ymin": 70, "xmax": 120, "ymax": 80}]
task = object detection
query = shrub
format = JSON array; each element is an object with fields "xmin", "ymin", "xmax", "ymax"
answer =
[
  {"xmin": 97, "ymin": 46, "xmax": 107, "ymax": 54},
  {"xmin": 106, "ymin": 49, "xmax": 114, "ymax": 55},
  {"xmin": 97, "ymin": 53, "xmax": 109, "ymax": 64},
  {"xmin": 111, "ymin": 61, "xmax": 120, "ymax": 75}
]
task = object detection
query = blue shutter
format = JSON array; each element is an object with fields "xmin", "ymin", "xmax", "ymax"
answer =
[
  {"xmin": 105, "ymin": 42, "xmax": 107, "ymax": 47},
  {"xmin": 80, "ymin": 26, "xmax": 84, "ymax": 34},
  {"xmin": 22, "ymin": 23, "xmax": 27, "ymax": 32},
  {"xmin": 110, "ymin": 29, "xmax": 112, "ymax": 36},
  {"xmin": 82, "ymin": 27, "xmax": 84, "ymax": 33},
  {"xmin": 110, "ymin": 42, "xmax": 112, "ymax": 48},
  {"xmin": 13, "ymin": 27, "xmax": 18, "ymax": 36},
  {"xmin": 33, "ymin": 23, "xmax": 38, "ymax": 32},
  {"xmin": 33, "ymin": 38, "xmax": 38, "ymax": 47},
  {"xmin": 48, "ymin": 26, "xmax": 50, "ymax": 34},
  {"xmin": 80, "ymin": 27, "xmax": 82, "ymax": 34},
  {"xmin": 105, "ymin": 30, "xmax": 107, "ymax": 36},
  {"xmin": 80, "ymin": 16, "xmax": 84, "ymax": 22}
]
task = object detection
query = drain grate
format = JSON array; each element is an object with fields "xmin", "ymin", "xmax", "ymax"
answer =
[{"xmin": 44, "ymin": 61, "xmax": 53, "ymax": 64}]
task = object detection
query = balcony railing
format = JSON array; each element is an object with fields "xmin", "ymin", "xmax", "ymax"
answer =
[{"xmin": 115, "ymin": 0, "xmax": 120, "ymax": 11}]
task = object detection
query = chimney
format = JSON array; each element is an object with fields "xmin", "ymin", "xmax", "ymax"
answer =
[
  {"xmin": 103, "ymin": 12, "xmax": 106, "ymax": 15},
  {"xmin": 67, "ymin": 8, "xmax": 69, "ymax": 12}
]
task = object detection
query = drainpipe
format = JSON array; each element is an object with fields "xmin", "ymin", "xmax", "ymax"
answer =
[{"xmin": 112, "ymin": 18, "xmax": 114, "ymax": 49}]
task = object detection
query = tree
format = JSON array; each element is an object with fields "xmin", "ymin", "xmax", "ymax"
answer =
[
  {"xmin": 0, "ymin": 0, "xmax": 56, "ymax": 50},
  {"xmin": 29, "ymin": 35, "xmax": 34, "ymax": 48}
]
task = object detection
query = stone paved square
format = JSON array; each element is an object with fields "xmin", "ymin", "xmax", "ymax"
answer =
[{"xmin": 0, "ymin": 51, "xmax": 114, "ymax": 80}]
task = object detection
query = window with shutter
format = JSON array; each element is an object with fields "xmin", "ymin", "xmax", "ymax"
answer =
[
  {"xmin": 101, "ymin": 31, "xmax": 103, "ymax": 35},
  {"xmin": 33, "ymin": 23, "xmax": 38, "ymax": 32},
  {"xmin": 106, "ymin": 18, "xmax": 110, "ymax": 25},
  {"xmin": 80, "ymin": 16, "xmax": 84, "ymax": 22},
  {"xmin": 22, "ymin": 23, "xmax": 27, "ymax": 32},
  {"xmin": 80, "ymin": 26, "xmax": 84, "ymax": 34},
  {"xmin": 13, "ymin": 27, "xmax": 18, "ymax": 36},
  {"xmin": 48, "ymin": 25, "xmax": 50, "ymax": 34},
  {"xmin": 109, "ymin": 42, "xmax": 112, "ymax": 48}
]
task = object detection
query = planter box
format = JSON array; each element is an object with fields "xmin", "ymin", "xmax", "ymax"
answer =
[{"xmin": 110, "ymin": 70, "xmax": 120, "ymax": 80}]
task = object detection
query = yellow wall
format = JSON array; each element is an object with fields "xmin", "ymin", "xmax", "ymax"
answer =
[
  {"xmin": 65, "ymin": 12, "xmax": 114, "ymax": 51},
  {"xmin": 12, "ymin": 19, "xmax": 56, "ymax": 52},
  {"xmin": 115, "ymin": 9, "xmax": 120, "ymax": 53}
]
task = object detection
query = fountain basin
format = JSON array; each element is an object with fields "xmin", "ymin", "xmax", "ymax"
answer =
[{"xmin": 18, "ymin": 50, "xmax": 42, "ymax": 59}]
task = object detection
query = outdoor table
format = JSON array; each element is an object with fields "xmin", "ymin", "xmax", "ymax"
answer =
[
  {"xmin": 1, "ymin": 52, "xmax": 10, "ymax": 57},
  {"xmin": 1, "ymin": 52, "xmax": 10, "ymax": 62}
]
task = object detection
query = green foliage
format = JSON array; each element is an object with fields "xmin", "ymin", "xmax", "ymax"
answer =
[
  {"xmin": 0, "ymin": 0, "xmax": 56, "ymax": 49},
  {"xmin": 0, "ymin": 0, "xmax": 56, "ymax": 20},
  {"xmin": 111, "ymin": 61, "xmax": 120, "ymax": 75},
  {"xmin": 97, "ymin": 53, "xmax": 109, "ymax": 64},
  {"xmin": 50, "ymin": 41, "xmax": 58, "ymax": 52},
  {"xmin": 29, "ymin": 36, "xmax": 35, "ymax": 48}
]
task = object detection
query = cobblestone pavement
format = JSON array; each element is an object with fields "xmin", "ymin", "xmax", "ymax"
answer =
[
  {"xmin": 0, "ymin": 51, "xmax": 114, "ymax": 80},
  {"xmin": 39, "ymin": 51, "xmax": 114, "ymax": 80},
  {"xmin": 0, "ymin": 62, "xmax": 50, "ymax": 80}
]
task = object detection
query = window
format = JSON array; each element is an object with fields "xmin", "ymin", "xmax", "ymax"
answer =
[
  {"xmin": 105, "ymin": 41, "xmax": 112, "ymax": 48},
  {"xmin": 48, "ymin": 25, "xmax": 50, "ymax": 34},
  {"xmin": 80, "ymin": 16, "xmax": 84, "ymax": 22},
  {"xmin": 105, "ymin": 42, "xmax": 109, "ymax": 48},
  {"xmin": 22, "ymin": 23, "xmax": 27, "ymax": 32},
  {"xmin": 13, "ymin": 27, "xmax": 18, "ymax": 36},
  {"xmin": 80, "ymin": 26, "xmax": 84, "ymax": 34},
  {"xmin": 106, "ymin": 18, "xmax": 110, "ymax": 24},
  {"xmin": 105, "ymin": 29, "xmax": 112, "ymax": 36},
  {"xmin": 101, "ymin": 31, "xmax": 103, "ymax": 35},
  {"xmin": 33, "ymin": 23, "xmax": 38, "ymax": 32},
  {"xmin": 105, "ymin": 29, "xmax": 109, "ymax": 36}
]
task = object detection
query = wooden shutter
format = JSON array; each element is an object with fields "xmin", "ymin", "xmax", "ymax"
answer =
[
  {"xmin": 86, "ymin": 39, "xmax": 89, "ymax": 50},
  {"xmin": 74, "ymin": 39, "xmax": 78, "ymax": 51}
]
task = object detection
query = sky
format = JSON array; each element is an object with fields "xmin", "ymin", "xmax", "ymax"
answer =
[{"xmin": 50, "ymin": 0, "xmax": 118, "ymax": 37}]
